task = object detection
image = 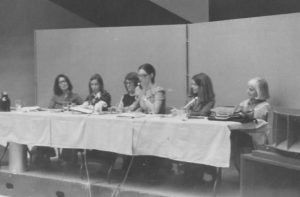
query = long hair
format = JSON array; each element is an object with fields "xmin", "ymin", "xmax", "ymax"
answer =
[
  {"xmin": 138, "ymin": 63, "xmax": 156, "ymax": 83},
  {"xmin": 88, "ymin": 73, "xmax": 104, "ymax": 94},
  {"xmin": 248, "ymin": 77, "xmax": 270, "ymax": 100},
  {"xmin": 53, "ymin": 74, "xmax": 73, "ymax": 96},
  {"xmin": 191, "ymin": 73, "xmax": 215, "ymax": 103},
  {"xmin": 124, "ymin": 72, "xmax": 139, "ymax": 92}
]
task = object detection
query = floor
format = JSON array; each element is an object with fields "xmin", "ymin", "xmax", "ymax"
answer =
[{"xmin": 0, "ymin": 152, "xmax": 241, "ymax": 197}]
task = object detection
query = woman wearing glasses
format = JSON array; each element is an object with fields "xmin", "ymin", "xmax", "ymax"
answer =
[
  {"xmin": 130, "ymin": 63, "xmax": 168, "ymax": 182},
  {"xmin": 33, "ymin": 74, "xmax": 83, "ymax": 167},
  {"xmin": 49, "ymin": 74, "xmax": 83, "ymax": 109},
  {"xmin": 133, "ymin": 63, "xmax": 166, "ymax": 114},
  {"xmin": 117, "ymin": 72, "xmax": 139, "ymax": 112}
]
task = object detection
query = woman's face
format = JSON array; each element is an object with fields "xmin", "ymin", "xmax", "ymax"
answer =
[
  {"xmin": 247, "ymin": 83, "xmax": 258, "ymax": 99},
  {"xmin": 191, "ymin": 79, "xmax": 200, "ymax": 94},
  {"xmin": 90, "ymin": 79, "xmax": 100, "ymax": 93},
  {"xmin": 58, "ymin": 77, "xmax": 69, "ymax": 92},
  {"xmin": 138, "ymin": 69, "xmax": 152, "ymax": 87},
  {"xmin": 125, "ymin": 80, "xmax": 136, "ymax": 94}
]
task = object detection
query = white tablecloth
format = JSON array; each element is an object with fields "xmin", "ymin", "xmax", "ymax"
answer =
[{"xmin": 0, "ymin": 111, "xmax": 268, "ymax": 167}]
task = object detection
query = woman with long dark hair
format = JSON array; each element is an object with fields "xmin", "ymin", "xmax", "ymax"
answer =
[
  {"xmin": 82, "ymin": 73, "xmax": 111, "ymax": 112},
  {"xmin": 49, "ymin": 74, "xmax": 83, "ymax": 108},
  {"xmin": 183, "ymin": 73, "xmax": 217, "ymax": 183},
  {"xmin": 33, "ymin": 74, "xmax": 83, "ymax": 167},
  {"xmin": 187, "ymin": 73, "xmax": 215, "ymax": 116}
]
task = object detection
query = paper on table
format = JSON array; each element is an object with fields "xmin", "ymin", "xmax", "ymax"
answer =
[
  {"xmin": 70, "ymin": 106, "xmax": 93, "ymax": 114},
  {"xmin": 117, "ymin": 112, "xmax": 145, "ymax": 118},
  {"xmin": 20, "ymin": 106, "xmax": 41, "ymax": 112}
]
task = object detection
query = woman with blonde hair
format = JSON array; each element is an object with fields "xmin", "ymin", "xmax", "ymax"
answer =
[
  {"xmin": 234, "ymin": 77, "xmax": 270, "ymax": 121},
  {"xmin": 232, "ymin": 77, "xmax": 271, "ymax": 171}
]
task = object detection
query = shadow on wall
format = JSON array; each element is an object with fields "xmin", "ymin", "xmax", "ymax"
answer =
[{"xmin": 49, "ymin": 0, "xmax": 190, "ymax": 26}]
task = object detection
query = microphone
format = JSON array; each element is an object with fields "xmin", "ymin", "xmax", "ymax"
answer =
[{"xmin": 183, "ymin": 97, "xmax": 198, "ymax": 110}]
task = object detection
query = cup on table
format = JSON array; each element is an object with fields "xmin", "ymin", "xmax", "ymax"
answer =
[
  {"xmin": 171, "ymin": 108, "xmax": 187, "ymax": 119},
  {"xmin": 177, "ymin": 109, "xmax": 187, "ymax": 119},
  {"xmin": 108, "ymin": 106, "xmax": 118, "ymax": 113},
  {"xmin": 62, "ymin": 102, "xmax": 71, "ymax": 111},
  {"xmin": 170, "ymin": 108, "xmax": 177, "ymax": 117},
  {"xmin": 15, "ymin": 100, "xmax": 22, "ymax": 111}
]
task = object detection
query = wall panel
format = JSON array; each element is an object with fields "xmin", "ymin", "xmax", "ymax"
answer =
[
  {"xmin": 189, "ymin": 13, "xmax": 300, "ymax": 108},
  {"xmin": 37, "ymin": 13, "xmax": 300, "ymax": 110},
  {"xmin": 36, "ymin": 25, "xmax": 186, "ymax": 108}
]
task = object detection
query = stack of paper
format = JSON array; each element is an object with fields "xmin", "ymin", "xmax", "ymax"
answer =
[
  {"xmin": 117, "ymin": 113, "xmax": 145, "ymax": 118},
  {"xmin": 70, "ymin": 106, "xmax": 93, "ymax": 114}
]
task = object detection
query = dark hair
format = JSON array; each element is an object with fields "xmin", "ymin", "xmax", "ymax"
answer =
[
  {"xmin": 89, "ymin": 73, "xmax": 104, "ymax": 94},
  {"xmin": 124, "ymin": 72, "xmax": 139, "ymax": 92},
  {"xmin": 53, "ymin": 74, "xmax": 73, "ymax": 96},
  {"xmin": 191, "ymin": 73, "xmax": 215, "ymax": 103},
  {"xmin": 138, "ymin": 63, "xmax": 156, "ymax": 83}
]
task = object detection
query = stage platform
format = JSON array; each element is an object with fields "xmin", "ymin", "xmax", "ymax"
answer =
[{"xmin": 0, "ymin": 157, "xmax": 240, "ymax": 197}]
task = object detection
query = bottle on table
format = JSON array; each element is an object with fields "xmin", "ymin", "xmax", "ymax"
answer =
[{"xmin": 0, "ymin": 91, "xmax": 11, "ymax": 111}]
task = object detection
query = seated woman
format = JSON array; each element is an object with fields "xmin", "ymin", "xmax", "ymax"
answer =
[
  {"xmin": 234, "ymin": 77, "xmax": 270, "ymax": 123},
  {"xmin": 82, "ymin": 73, "xmax": 111, "ymax": 112},
  {"xmin": 183, "ymin": 73, "xmax": 217, "ymax": 183},
  {"xmin": 117, "ymin": 72, "xmax": 139, "ymax": 112},
  {"xmin": 187, "ymin": 73, "xmax": 215, "ymax": 116},
  {"xmin": 48, "ymin": 74, "xmax": 83, "ymax": 109},
  {"xmin": 32, "ymin": 74, "xmax": 83, "ymax": 167},
  {"xmin": 132, "ymin": 63, "xmax": 166, "ymax": 114},
  {"xmin": 114, "ymin": 72, "xmax": 139, "ymax": 171},
  {"xmin": 231, "ymin": 77, "xmax": 271, "ymax": 171},
  {"xmin": 129, "ymin": 63, "xmax": 168, "ymax": 181},
  {"xmin": 83, "ymin": 74, "xmax": 114, "ymax": 163}
]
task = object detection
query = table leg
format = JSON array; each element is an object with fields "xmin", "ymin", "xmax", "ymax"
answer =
[
  {"xmin": 212, "ymin": 167, "xmax": 222, "ymax": 197},
  {"xmin": 8, "ymin": 142, "xmax": 27, "ymax": 173}
]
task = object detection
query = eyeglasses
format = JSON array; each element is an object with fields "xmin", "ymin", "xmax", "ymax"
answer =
[
  {"xmin": 59, "ymin": 80, "xmax": 67, "ymax": 84},
  {"xmin": 138, "ymin": 74, "xmax": 149, "ymax": 78},
  {"xmin": 125, "ymin": 80, "xmax": 134, "ymax": 85}
]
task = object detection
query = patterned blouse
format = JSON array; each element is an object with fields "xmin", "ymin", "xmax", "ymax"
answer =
[
  {"xmin": 85, "ymin": 90, "xmax": 111, "ymax": 111},
  {"xmin": 236, "ymin": 98, "xmax": 270, "ymax": 121},
  {"xmin": 134, "ymin": 85, "xmax": 166, "ymax": 114}
]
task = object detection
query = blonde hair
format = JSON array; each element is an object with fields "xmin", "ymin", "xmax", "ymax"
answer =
[{"xmin": 248, "ymin": 77, "xmax": 270, "ymax": 100}]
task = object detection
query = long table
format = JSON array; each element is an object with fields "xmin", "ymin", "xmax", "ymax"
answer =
[{"xmin": 0, "ymin": 111, "xmax": 268, "ymax": 171}]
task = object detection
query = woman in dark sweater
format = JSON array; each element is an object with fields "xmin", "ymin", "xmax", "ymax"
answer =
[
  {"xmin": 82, "ymin": 73, "xmax": 111, "ymax": 112},
  {"xmin": 187, "ymin": 73, "xmax": 215, "ymax": 116},
  {"xmin": 117, "ymin": 72, "xmax": 139, "ymax": 112},
  {"xmin": 184, "ymin": 73, "xmax": 217, "ymax": 183}
]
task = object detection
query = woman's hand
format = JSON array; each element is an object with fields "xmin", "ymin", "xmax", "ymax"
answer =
[
  {"xmin": 94, "ymin": 100, "xmax": 108, "ymax": 112},
  {"xmin": 142, "ymin": 97, "xmax": 154, "ymax": 113},
  {"xmin": 82, "ymin": 101, "xmax": 89, "ymax": 108}
]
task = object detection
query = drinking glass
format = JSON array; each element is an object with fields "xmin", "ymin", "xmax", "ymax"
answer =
[
  {"xmin": 62, "ymin": 102, "xmax": 70, "ymax": 112},
  {"xmin": 15, "ymin": 100, "xmax": 22, "ymax": 111}
]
